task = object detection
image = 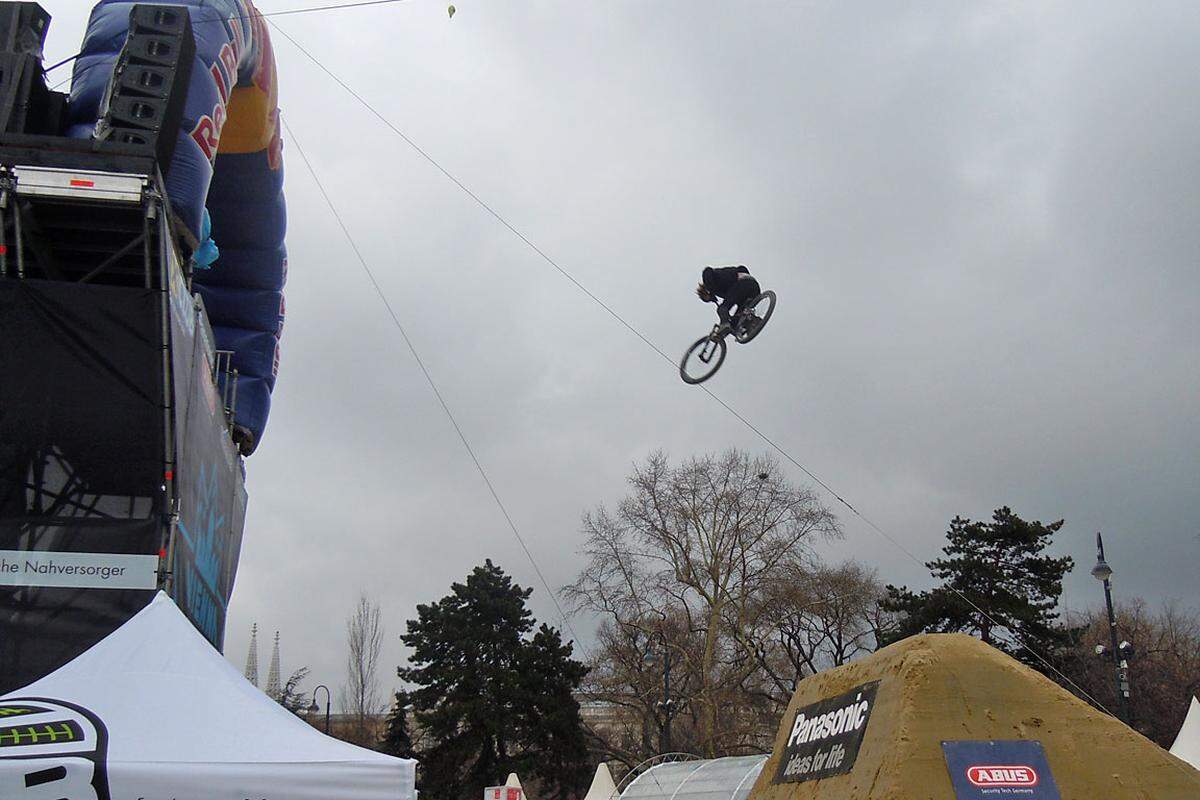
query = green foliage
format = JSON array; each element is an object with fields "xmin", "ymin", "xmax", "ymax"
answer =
[
  {"xmin": 400, "ymin": 560, "xmax": 591, "ymax": 800},
  {"xmin": 379, "ymin": 691, "xmax": 416, "ymax": 758},
  {"xmin": 880, "ymin": 507, "xmax": 1075, "ymax": 670}
]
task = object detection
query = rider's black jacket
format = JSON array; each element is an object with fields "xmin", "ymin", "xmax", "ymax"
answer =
[
  {"xmin": 701, "ymin": 265, "xmax": 759, "ymax": 325},
  {"xmin": 701, "ymin": 265, "xmax": 751, "ymax": 298}
]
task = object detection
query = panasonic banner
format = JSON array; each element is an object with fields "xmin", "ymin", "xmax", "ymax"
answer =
[
  {"xmin": 773, "ymin": 680, "xmax": 879, "ymax": 783},
  {"xmin": 942, "ymin": 740, "xmax": 1061, "ymax": 799}
]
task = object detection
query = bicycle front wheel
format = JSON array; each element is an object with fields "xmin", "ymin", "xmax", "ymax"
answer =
[{"xmin": 680, "ymin": 334, "xmax": 727, "ymax": 384}]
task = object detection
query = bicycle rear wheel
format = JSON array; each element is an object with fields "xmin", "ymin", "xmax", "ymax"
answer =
[
  {"xmin": 734, "ymin": 290, "xmax": 776, "ymax": 343},
  {"xmin": 680, "ymin": 334, "xmax": 727, "ymax": 384}
]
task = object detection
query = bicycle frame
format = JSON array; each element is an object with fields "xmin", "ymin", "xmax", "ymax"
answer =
[{"xmin": 699, "ymin": 329, "xmax": 724, "ymax": 363}]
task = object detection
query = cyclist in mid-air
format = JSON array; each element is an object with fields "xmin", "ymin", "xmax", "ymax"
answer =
[{"xmin": 696, "ymin": 265, "xmax": 760, "ymax": 335}]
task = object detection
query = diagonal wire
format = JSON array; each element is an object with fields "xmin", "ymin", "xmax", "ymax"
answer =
[
  {"xmin": 259, "ymin": 0, "xmax": 409, "ymax": 17},
  {"xmin": 268, "ymin": 20, "xmax": 857, "ymax": 510},
  {"xmin": 192, "ymin": 0, "xmax": 415, "ymax": 27},
  {"xmin": 270, "ymin": 21, "xmax": 1119, "ymax": 717},
  {"xmin": 43, "ymin": 53, "xmax": 79, "ymax": 74},
  {"xmin": 280, "ymin": 115, "xmax": 585, "ymax": 653},
  {"xmin": 48, "ymin": 1, "xmax": 413, "ymax": 77},
  {"xmin": 268, "ymin": 20, "xmax": 671, "ymax": 366}
]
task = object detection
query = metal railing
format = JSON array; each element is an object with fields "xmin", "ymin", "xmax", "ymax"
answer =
[{"xmin": 212, "ymin": 350, "xmax": 241, "ymax": 433}]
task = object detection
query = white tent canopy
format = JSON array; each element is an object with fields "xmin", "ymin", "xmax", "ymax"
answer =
[
  {"xmin": 582, "ymin": 762, "xmax": 618, "ymax": 800},
  {"xmin": 1171, "ymin": 696, "xmax": 1200, "ymax": 770},
  {"xmin": 0, "ymin": 592, "xmax": 415, "ymax": 800}
]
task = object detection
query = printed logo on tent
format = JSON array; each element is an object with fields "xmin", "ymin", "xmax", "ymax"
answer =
[{"xmin": 0, "ymin": 698, "xmax": 110, "ymax": 800}]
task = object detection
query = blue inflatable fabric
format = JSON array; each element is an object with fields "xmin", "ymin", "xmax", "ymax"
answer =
[{"xmin": 69, "ymin": 1, "xmax": 286, "ymax": 453}]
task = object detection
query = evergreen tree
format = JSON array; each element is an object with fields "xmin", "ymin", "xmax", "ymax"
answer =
[
  {"xmin": 515, "ymin": 625, "xmax": 590, "ymax": 800},
  {"xmin": 278, "ymin": 666, "xmax": 311, "ymax": 716},
  {"xmin": 880, "ymin": 507, "xmax": 1075, "ymax": 670},
  {"xmin": 379, "ymin": 691, "xmax": 416, "ymax": 758},
  {"xmin": 400, "ymin": 561, "xmax": 590, "ymax": 800}
]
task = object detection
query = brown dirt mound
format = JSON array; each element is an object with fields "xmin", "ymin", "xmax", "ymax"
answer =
[{"xmin": 747, "ymin": 633, "xmax": 1200, "ymax": 799}]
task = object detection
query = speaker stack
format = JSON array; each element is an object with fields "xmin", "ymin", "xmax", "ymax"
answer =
[
  {"xmin": 0, "ymin": 2, "xmax": 52, "ymax": 134},
  {"xmin": 94, "ymin": 4, "xmax": 196, "ymax": 170}
]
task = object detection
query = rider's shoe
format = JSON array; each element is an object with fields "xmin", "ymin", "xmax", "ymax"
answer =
[{"xmin": 716, "ymin": 322, "xmax": 732, "ymax": 337}]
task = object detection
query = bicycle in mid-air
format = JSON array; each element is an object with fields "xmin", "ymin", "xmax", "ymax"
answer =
[{"xmin": 679, "ymin": 290, "xmax": 776, "ymax": 384}]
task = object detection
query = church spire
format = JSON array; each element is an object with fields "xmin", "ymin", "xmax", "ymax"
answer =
[
  {"xmin": 266, "ymin": 630, "xmax": 282, "ymax": 701},
  {"xmin": 244, "ymin": 623, "xmax": 260, "ymax": 687}
]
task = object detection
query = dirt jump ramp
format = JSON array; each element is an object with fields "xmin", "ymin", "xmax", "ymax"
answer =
[{"xmin": 746, "ymin": 633, "xmax": 1200, "ymax": 799}]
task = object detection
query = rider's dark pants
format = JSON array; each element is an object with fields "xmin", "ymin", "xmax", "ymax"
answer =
[{"xmin": 719, "ymin": 278, "xmax": 761, "ymax": 324}]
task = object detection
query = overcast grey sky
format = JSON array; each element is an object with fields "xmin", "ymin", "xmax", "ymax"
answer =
[{"xmin": 43, "ymin": 1, "xmax": 1198, "ymax": 702}]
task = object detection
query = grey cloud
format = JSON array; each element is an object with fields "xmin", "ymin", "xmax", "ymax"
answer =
[{"xmin": 37, "ymin": 1, "xmax": 1197, "ymax": 691}]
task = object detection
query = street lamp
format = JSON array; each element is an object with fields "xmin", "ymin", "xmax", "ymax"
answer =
[
  {"xmin": 643, "ymin": 634, "xmax": 678, "ymax": 753},
  {"xmin": 307, "ymin": 684, "xmax": 331, "ymax": 734},
  {"xmin": 1091, "ymin": 532, "xmax": 1131, "ymax": 724}
]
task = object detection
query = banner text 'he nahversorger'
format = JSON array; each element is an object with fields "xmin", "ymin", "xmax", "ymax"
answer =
[{"xmin": 0, "ymin": 551, "xmax": 158, "ymax": 590}]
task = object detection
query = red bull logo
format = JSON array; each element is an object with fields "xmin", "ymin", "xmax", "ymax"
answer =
[
  {"xmin": 967, "ymin": 765, "xmax": 1039, "ymax": 787},
  {"xmin": 188, "ymin": 0, "xmax": 273, "ymax": 164},
  {"xmin": 189, "ymin": 39, "xmax": 238, "ymax": 163}
]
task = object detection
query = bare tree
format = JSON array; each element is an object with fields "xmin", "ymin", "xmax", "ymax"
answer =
[
  {"xmin": 578, "ymin": 612, "xmax": 708, "ymax": 768},
  {"xmin": 744, "ymin": 559, "xmax": 889, "ymax": 700},
  {"xmin": 566, "ymin": 449, "xmax": 841, "ymax": 758},
  {"xmin": 340, "ymin": 595, "xmax": 385, "ymax": 745},
  {"xmin": 1059, "ymin": 598, "xmax": 1200, "ymax": 747}
]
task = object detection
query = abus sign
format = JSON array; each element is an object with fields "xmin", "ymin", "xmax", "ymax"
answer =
[
  {"xmin": 967, "ymin": 765, "xmax": 1039, "ymax": 787},
  {"xmin": 942, "ymin": 741, "xmax": 1060, "ymax": 799}
]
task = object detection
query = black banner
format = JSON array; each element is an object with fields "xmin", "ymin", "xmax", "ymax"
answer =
[
  {"xmin": 0, "ymin": 264, "xmax": 249, "ymax": 688},
  {"xmin": 773, "ymin": 680, "xmax": 879, "ymax": 784},
  {"xmin": 0, "ymin": 280, "xmax": 164, "ymax": 694}
]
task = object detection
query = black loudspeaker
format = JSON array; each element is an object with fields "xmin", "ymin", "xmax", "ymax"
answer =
[
  {"xmin": 0, "ymin": 2, "xmax": 49, "ymax": 57},
  {"xmin": 94, "ymin": 4, "xmax": 195, "ymax": 169},
  {"xmin": 0, "ymin": 3, "xmax": 51, "ymax": 133}
]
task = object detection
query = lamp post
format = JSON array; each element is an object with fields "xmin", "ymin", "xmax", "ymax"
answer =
[
  {"xmin": 308, "ymin": 684, "xmax": 331, "ymax": 734},
  {"xmin": 644, "ymin": 635, "xmax": 677, "ymax": 753},
  {"xmin": 1091, "ymin": 532, "xmax": 1131, "ymax": 724}
]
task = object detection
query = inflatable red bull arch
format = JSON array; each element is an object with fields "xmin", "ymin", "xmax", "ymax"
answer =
[{"xmin": 71, "ymin": 0, "xmax": 287, "ymax": 453}]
